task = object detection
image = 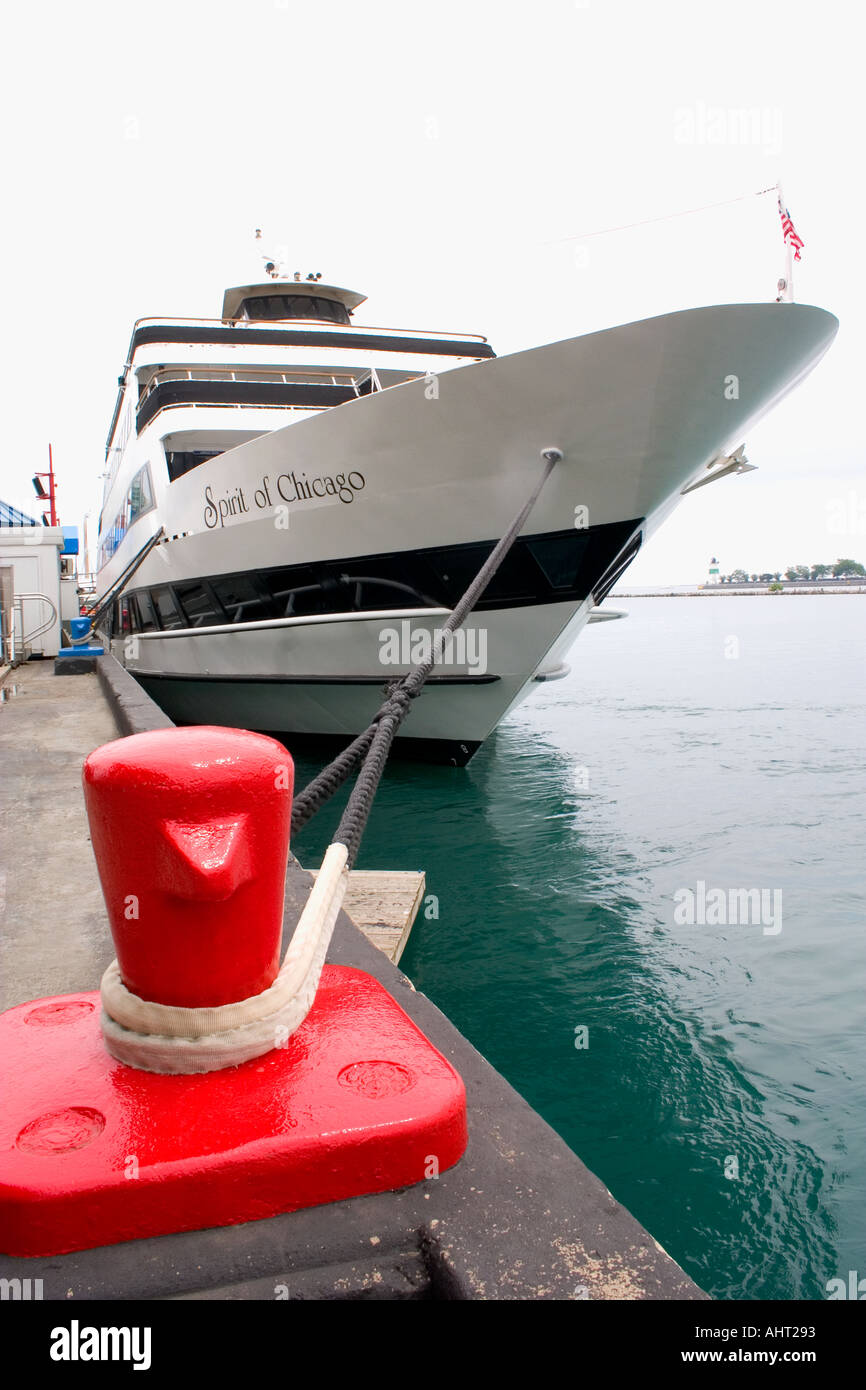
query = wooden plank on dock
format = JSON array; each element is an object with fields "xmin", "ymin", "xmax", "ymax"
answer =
[{"xmin": 309, "ymin": 869, "xmax": 425, "ymax": 964}]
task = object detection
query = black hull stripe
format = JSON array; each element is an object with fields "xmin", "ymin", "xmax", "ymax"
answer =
[
  {"xmin": 113, "ymin": 520, "xmax": 645, "ymax": 639},
  {"xmin": 131, "ymin": 324, "xmax": 496, "ymax": 358},
  {"xmin": 263, "ymin": 732, "xmax": 483, "ymax": 768},
  {"xmin": 137, "ymin": 672, "xmax": 500, "ymax": 686}
]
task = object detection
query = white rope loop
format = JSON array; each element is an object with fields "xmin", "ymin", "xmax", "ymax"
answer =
[{"xmin": 100, "ymin": 842, "xmax": 349, "ymax": 1074}]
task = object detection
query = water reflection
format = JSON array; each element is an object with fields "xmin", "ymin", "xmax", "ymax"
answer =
[{"xmin": 291, "ymin": 717, "xmax": 840, "ymax": 1299}]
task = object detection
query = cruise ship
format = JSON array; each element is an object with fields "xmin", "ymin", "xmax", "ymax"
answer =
[{"xmin": 95, "ymin": 257, "xmax": 838, "ymax": 763}]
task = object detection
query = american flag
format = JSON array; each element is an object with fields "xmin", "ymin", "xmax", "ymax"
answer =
[{"xmin": 778, "ymin": 197, "xmax": 804, "ymax": 260}]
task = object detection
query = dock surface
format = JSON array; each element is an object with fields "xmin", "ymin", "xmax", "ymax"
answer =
[{"xmin": 0, "ymin": 661, "xmax": 118, "ymax": 1009}]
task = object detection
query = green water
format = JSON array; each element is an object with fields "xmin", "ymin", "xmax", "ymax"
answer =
[{"xmin": 291, "ymin": 596, "xmax": 866, "ymax": 1301}]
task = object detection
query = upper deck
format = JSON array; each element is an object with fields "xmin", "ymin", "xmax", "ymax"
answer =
[{"xmin": 104, "ymin": 277, "xmax": 495, "ymax": 467}]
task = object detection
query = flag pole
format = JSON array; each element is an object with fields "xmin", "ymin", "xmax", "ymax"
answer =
[{"xmin": 777, "ymin": 181, "xmax": 794, "ymax": 302}]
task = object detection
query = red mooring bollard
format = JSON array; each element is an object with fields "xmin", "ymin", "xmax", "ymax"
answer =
[
  {"xmin": 0, "ymin": 727, "xmax": 467, "ymax": 1257},
  {"xmin": 83, "ymin": 726, "xmax": 292, "ymax": 1008}
]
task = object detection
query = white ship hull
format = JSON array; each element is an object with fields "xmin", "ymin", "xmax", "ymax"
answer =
[
  {"xmin": 130, "ymin": 600, "xmax": 590, "ymax": 763},
  {"xmin": 100, "ymin": 301, "xmax": 838, "ymax": 763}
]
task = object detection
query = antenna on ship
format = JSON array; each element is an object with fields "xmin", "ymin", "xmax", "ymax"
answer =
[{"xmin": 254, "ymin": 226, "xmax": 286, "ymax": 280}]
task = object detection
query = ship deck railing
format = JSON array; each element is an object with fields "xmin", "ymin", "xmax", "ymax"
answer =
[{"xmin": 127, "ymin": 314, "xmax": 491, "ymax": 346}]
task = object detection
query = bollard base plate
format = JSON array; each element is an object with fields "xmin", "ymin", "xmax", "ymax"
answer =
[
  {"xmin": 54, "ymin": 656, "xmax": 100, "ymax": 675},
  {"xmin": 0, "ymin": 966, "xmax": 467, "ymax": 1257}
]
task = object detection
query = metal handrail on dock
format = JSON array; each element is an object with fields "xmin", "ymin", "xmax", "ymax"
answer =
[{"xmin": 2, "ymin": 592, "xmax": 58, "ymax": 664}]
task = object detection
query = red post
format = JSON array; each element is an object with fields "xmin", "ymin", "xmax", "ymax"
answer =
[
  {"xmin": 48, "ymin": 444, "xmax": 57, "ymax": 527},
  {"xmin": 33, "ymin": 444, "xmax": 59, "ymax": 527},
  {"xmin": 82, "ymin": 726, "xmax": 294, "ymax": 1007}
]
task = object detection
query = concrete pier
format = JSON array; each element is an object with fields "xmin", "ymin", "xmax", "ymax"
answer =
[
  {"xmin": 0, "ymin": 662, "xmax": 118, "ymax": 1008},
  {"xmin": 0, "ymin": 656, "xmax": 706, "ymax": 1300}
]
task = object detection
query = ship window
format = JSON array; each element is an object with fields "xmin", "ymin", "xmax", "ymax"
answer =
[
  {"xmin": 331, "ymin": 560, "xmax": 439, "ymax": 610},
  {"xmin": 238, "ymin": 295, "xmax": 351, "ymax": 325},
  {"xmin": 423, "ymin": 545, "xmax": 487, "ymax": 605},
  {"xmin": 526, "ymin": 535, "xmax": 589, "ymax": 590},
  {"xmin": 131, "ymin": 591, "xmax": 157, "ymax": 632},
  {"xmin": 128, "ymin": 465, "xmax": 154, "ymax": 523},
  {"xmin": 114, "ymin": 598, "xmax": 131, "ymax": 636},
  {"xmin": 166, "ymin": 449, "xmax": 224, "ymax": 482},
  {"xmin": 97, "ymin": 465, "xmax": 155, "ymax": 568},
  {"xmin": 174, "ymin": 581, "xmax": 223, "ymax": 627},
  {"xmin": 210, "ymin": 574, "xmax": 269, "ymax": 622},
  {"xmin": 374, "ymin": 369, "xmax": 426, "ymax": 388},
  {"xmin": 263, "ymin": 565, "xmax": 334, "ymax": 618},
  {"xmin": 424, "ymin": 544, "xmax": 538, "ymax": 606},
  {"xmin": 592, "ymin": 532, "xmax": 642, "ymax": 604},
  {"xmin": 150, "ymin": 586, "xmax": 184, "ymax": 630}
]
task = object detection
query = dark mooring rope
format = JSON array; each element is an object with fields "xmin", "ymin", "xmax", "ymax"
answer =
[{"xmin": 291, "ymin": 448, "xmax": 562, "ymax": 865}]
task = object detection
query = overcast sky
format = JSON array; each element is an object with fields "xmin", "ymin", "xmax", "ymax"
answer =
[{"xmin": 1, "ymin": 0, "xmax": 861, "ymax": 582}]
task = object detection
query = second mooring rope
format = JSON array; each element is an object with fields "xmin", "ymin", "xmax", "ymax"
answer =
[{"xmin": 292, "ymin": 446, "xmax": 563, "ymax": 857}]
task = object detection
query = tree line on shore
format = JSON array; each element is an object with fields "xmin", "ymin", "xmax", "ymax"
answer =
[{"xmin": 719, "ymin": 559, "xmax": 866, "ymax": 584}]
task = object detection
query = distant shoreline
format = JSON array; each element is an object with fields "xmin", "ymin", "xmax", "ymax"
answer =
[{"xmin": 615, "ymin": 588, "xmax": 866, "ymax": 597}]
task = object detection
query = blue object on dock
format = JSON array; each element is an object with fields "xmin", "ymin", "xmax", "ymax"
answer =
[{"xmin": 60, "ymin": 618, "xmax": 102, "ymax": 663}]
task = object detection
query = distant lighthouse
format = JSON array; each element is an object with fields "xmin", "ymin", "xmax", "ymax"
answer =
[{"xmin": 708, "ymin": 556, "xmax": 720, "ymax": 585}]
